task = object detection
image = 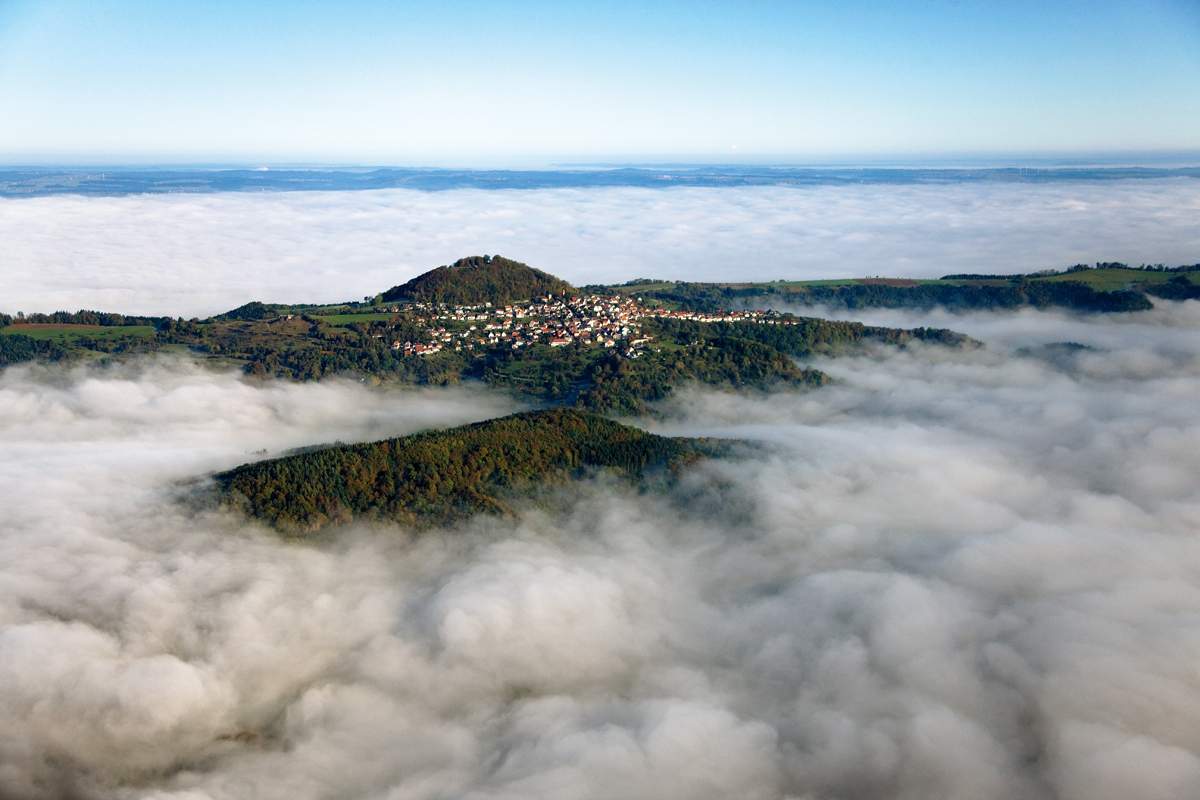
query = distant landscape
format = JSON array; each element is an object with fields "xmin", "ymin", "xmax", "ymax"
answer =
[
  {"xmin": 5, "ymin": 256, "xmax": 1195, "ymax": 382},
  {"xmin": 3, "ymin": 164, "xmax": 1200, "ymax": 197},
  {"xmin": 6, "ymin": 0, "xmax": 1200, "ymax": 796},
  {"xmin": 7, "ymin": 253, "xmax": 1195, "ymax": 529}
]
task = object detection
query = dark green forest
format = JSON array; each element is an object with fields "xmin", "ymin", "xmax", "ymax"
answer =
[
  {"xmin": 215, "ymin": 409, "xmax": 722, "ymax": 533},
  {"xmin": 613, "ymin": 278, "xmax": 1154, "ymax": 313},
  {"xmin": 1145, "ymin": 275, "xmax": 1200, "ymax": 301},
  {"xmin": 210, "ymin": 301, "xmax": 292, "ymax": 321},
  {"xmin": 0, "ymin": 334, "xmax": 67, "ymax": 366},
  {"xmin": 0, "ymin": 309, "xmax": 170, "ymax": 327},
  {"xmin": 380, "ymin": 255, "xmax": 575, "ymax": 304},
  {"xmin": 469, "ymin": 315, "xmax": 969, "ymax": 414}
]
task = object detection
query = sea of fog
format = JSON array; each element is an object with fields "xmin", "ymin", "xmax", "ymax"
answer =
[
  {"xmin": 2, "ymin": 177, "xmax": 1199, "ymax": 316},
  {"xmin": 2, "ymin": 302, "xmax": 1199, "ymax": 799}
]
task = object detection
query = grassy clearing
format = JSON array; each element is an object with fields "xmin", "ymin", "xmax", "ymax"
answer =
[
  {"xmin": 1030, "ymin": 268, "xmax": 1197, "ymax": 291},
  {"xmin": 782, "ymin": 279, "xmax": 865, "ymax": 287},
  {"xmin": 1, "ymin": 324, "xmax": 156, "ymax": 342},
  {"xmin": 314, "ymin": 312, "xmax": 397, "ymax": 326},
  {"xmin": 611, "ymin": 282, "xmax": 676, "ymax": 294},
  {"xmin": 609, "ymin": 270, "xmax": 1200, "ymax": 295}
]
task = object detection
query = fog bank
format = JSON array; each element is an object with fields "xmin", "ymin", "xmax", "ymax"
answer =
[
  {"xmin": 3, "ymin": 179, "xmax": 1199, "ymax": 315},
  {"xmin": 2, "ymin": 308, "xmax": 1199, "ymax": 799}
]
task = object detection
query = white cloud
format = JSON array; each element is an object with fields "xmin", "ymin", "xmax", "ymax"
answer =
[
  {"xmin": 2, "ymin": 306, "xmax": 1200, "ymax": 798},
  {"xmin": 2, "ymin": 180, "xmax": 1198, "ymax": 316}
]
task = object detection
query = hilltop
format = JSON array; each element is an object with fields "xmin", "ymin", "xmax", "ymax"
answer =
[
  {"xmin": 211, "ymin": 301, "xmax": 291, "ymax": 321},
  {"xmin": 380, "ymin": 255, "xmax": 575, "ymax": 305},
  {"xmin": 213, "ymin": 409, "xmax": 723, "ymax": 533}
]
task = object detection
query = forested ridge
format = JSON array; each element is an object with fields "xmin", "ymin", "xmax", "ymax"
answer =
[
  {"xmin": 215, "ymin": 409, "xmax": 723, "ymax": 532},
  {"xmin": 1145, "ymin": 275, "xmax": 1200, "ymax": 301},
  {"xmin": 0, "ymin": 309, "xmax": 169, "ymax": 327},
  {"xmin": 3, "ymin": 257, "xmax": 1181, "ymax": 377},
  {"xmin": 613, "ymin": 278, "xmax": 1154, "ymax": 313},
  {"xmin": 0, "ymin": 299, "xmax": 973, "ymax": 412},
  {"xmin": 598, "ymin": 263, "xmax": 1200, "ymax": 313}
]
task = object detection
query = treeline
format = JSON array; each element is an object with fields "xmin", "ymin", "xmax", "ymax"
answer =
[
  {"xmin": 797, "ymin": 280, "xmax": 1152, "ymax": 312},
  {"xmin": 941, "ymin": 263, "xmax": 1200, "ymax": 280},
  {"xmin": 215, "ymin": 409, "xmax": 717, "ymax": 532},
  {"xmin": 1145, "ymin": 275, "xmax": 1200, "ymax": 301},
  {"xmin": 209, "ymin": 302, "xmax": 290, "ymax": 322},
  {"xmin": 0, "ymin": 309, "xmax": 170, "ymax": 327},
  {"xmin": 624, "ymin": 279, "xmax": 1152, "ymax": 313},
  {"xmin": 381, "ymin": 255, "xmax": 575, "ymax": 305}
]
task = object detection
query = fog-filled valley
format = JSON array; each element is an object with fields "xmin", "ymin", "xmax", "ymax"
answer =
[
  {"xmin": 5, "ymin": 178, "xmax": 1199, "ymax": 316},
  {"xmin": 3, "ymin": 302, "xmax": 1198, "ymax": 800},
  {"xmin": 5, "ymin": 0, "xmax": 1199, "ymax": 796}
]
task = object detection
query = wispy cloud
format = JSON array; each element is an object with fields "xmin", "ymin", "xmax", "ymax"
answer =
[
  {"xmin": 2, "ymin": 180, "xmax": 1198, "ymax": 316},
  {"xmin": 2, "ymin": 307, "xmax": 1199, "ymax": 798}
]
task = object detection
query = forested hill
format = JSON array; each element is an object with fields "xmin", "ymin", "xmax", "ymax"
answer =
[
  {"xmin": 601, "ymin": 264, "xmax": 1200, "ymax": 313},
  {"xmin": 0, "ymin": 334, "xmax": 67, "ymax": 367},
  {"xmin": 214, "ymin": 409, "xmax": 724, "ymax": 533},
  {"xmin": 381, "ymin": 255, "xmax": 575, "ymax": 305}
]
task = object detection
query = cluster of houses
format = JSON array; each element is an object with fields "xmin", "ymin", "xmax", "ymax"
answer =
[{"xmin": 381, "ymin": 294, "xmax": 795, "ymax": 358}]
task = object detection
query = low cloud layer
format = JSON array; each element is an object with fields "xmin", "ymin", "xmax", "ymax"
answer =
[
  {"xmin": 2, "ymin": 305, "xmax": 1199, "ymax": 799},
  {"xmin": 784, "ymin": 295, "xmax": 1200, "ymax": 354},
  {"xmin": 3, "ymin": 178, "xmax": 1199, "ymax": 315}
]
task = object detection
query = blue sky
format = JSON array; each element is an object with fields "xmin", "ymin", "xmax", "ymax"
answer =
[{"xmin": 0, "ymin": 0, "xmax": 1197, "ymax": 163}]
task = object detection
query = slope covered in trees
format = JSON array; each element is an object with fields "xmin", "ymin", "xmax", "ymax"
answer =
[
  {"xmin": 477, "ymin": 316, "xmax": 971, "ymax": 414},
  {"xmin": 800, "ymin": 280, "xmax": 1152, "ymax": 312},
  {"xmin": 600, "ymin": 264, "xmax": 1200, "ymax": 313},
  {"xmin": 210, "ymin": 301, "xmax": 292, "ymax": 321},
  {"xmin": 1145, "ymin": 275, "xmax": 1200, "ymax": 301},
  {"xmin": 380, "ymin": 255, "xmax": 575, "ymax": 305},
  {"xmin": 477, "ymin": 335, "xmax": 830, "ymax": 415},
  {"xmin": 0, "ymin": 334, "xmax": 67, "ymax": 367},
  {"xmin": 214, "ymin": 409, "xmax": 723, "ymax": 533},
  {"xmin": 610, "ymin": 278, "xmax": 1154, "ymax": 313}
]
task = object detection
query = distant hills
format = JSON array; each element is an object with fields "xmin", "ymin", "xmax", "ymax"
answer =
[
  {"xmin": 602, "ymin": 264, "xmax": 1200, "ymax": 313},
  {"xmin": 12, "ymin": 252, "xmax": 1172, "ymax": 538},
  {"xmin": 214, "ymin": 409, "xmax": 723, "ymax": 533},
  {"xmin": 210, "ymin": 301, "xmax": 290, "ymax": 321},
  {"xmin": 381, "ymin": 255, "xmax": 574, "ymax": 305},
  {"xmin": 3, "ymin": 165, "xmax": 1199, "ymax": 198}
]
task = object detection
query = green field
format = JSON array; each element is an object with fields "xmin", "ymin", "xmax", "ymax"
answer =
[
  {"xmin": 615, "ymin": 277, "xmax": 950, "ymax": 293},
  {"xmin": 314, "ymin": 312, "xmax": 397, "ymax": 326},
  {"xmin": 777, "ymin": 278, "xmax": 867, "ymax": 287},
  {"xmin": 610, "ymin": 282, "xmax": 676, "ymax": 294},
  {"xmin": 611, "ymin": 268, "xmax": 1199, "ymax": 294},
  {"xmin": 1029, "ymin": 268, "xmax": 1198, "ymax": 291},
  {"xmin": 0, "ymin": 324, "xmax": 156, "ymax": 342}
]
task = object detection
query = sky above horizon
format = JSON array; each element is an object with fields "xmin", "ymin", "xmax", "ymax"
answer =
[{"xmin": 1, "ymin": 0, "xmax": 1198, "ymax": 163}]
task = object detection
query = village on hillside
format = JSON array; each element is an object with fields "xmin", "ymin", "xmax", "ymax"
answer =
[{"xmin": 375, "ymin": 293, "xmax": 797, "ymax": 358}]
